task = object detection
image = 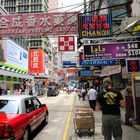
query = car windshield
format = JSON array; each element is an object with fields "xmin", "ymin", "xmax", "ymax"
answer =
[{"xmin": 0, "ymin": 100, "xmax": 19, "ymax": 114}]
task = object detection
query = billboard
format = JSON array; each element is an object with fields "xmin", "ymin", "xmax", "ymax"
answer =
[
  {"xmin": 0, "ymin": 12, "xmax": 78, "ymax": 37},
  {"xmin": 84, "ymin": 41, "xmax": 140, "ymax": 60},
  {"xmin": 1, "ymin": 39, "xmax": 28, "ymax": 71},
  {"xmin": 28, "ymin": 49, "xmax": 45, "ymax": 75},
  {"xmin": 78, "ymin": 14, "xmax": 112, "ymax": 38}
]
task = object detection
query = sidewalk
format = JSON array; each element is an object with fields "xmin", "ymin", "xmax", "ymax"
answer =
[{"xmin": 71, "ymin": 93, "xmax": 140, "ymax": 140}]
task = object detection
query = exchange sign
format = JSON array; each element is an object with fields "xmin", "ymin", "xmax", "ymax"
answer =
[
  {"xmin": 0, "ymin": 12, "xmax": 78, "ymax": 37},
  {"xmin": 78, "ymin": 14, "xmax": 112, "ymax": 38}
]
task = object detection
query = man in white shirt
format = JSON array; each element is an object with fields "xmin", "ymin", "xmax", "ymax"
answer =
[
  {"xmin": 81, "ymin": 87, "xmax": 86, "ymax": 101},
  {"xmin": 87, "ymin": 86, "xmax": 97, "ymax": 110}
]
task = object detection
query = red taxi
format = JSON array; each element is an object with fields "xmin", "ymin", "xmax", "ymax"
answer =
[{"xmin": 0, "ymin": 95, "xmax": 49, "ymax": 140}]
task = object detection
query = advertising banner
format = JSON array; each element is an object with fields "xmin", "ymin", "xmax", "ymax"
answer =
[
  {"xmin": 84, "ymin": 41, "xmax": 140, "ymax": 60},
  {"xmin": 28, "ymin": 49, "xmax": 45, "ymax": 75},
  {"xmin": 1, "ymin": 39, "xmax": 28, "ymax": 71},
  {"xmin": 78, "ymin": 14, "xmax": 112, "ymax": 38},
  {"xmin": 0, "ymin": 12, "xmax": 78, "ymax": 37},
  {"xmin": 58, "ymin": 36, "xmax": 75, "ymax": 51},
  {"xmin": 101, "ymin": 65, "xmax": 121, "ymax": 77}
]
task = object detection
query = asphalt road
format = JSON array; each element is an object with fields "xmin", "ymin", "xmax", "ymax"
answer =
[{"xmin": 33, "ymin": 90, "xmax": 74, "ymax": 140}]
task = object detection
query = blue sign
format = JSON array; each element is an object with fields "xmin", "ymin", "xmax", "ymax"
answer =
[
  {"xmin": 80, "ymin": 60, "xmax": 117, "ymax": 66},
  {"xmin": 63, "ymin": 61, "xmax": 76, "ymax": 68},
  {"xmin": 80, "ymin": 70, "xmax": 93, "ymax": 76}
]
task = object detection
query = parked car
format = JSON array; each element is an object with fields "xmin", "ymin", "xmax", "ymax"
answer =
[
  {"xmin": 0, "ymin": 95, "xmax": 49, "ymax": 140},
  {"xmin": 47, "ymin": 86, "xmax": 59, "ymax": 96}
]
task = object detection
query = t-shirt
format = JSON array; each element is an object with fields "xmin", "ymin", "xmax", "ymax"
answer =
[
  {"xmin": 87, "ymin": 88, "xmax": 97, "ymax": 100},
  {"xmin": 96, "ymin": 87, "xmax": 123, "ymax": 115}
]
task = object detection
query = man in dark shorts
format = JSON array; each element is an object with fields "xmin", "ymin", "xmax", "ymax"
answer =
[{"xmin": 96, "ymin": 78, "xmax": 125, "ymax": 140}]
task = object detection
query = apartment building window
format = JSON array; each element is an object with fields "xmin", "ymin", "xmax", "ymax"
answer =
[
  {"xmin": 30, "ymin": 40, "xmax": 42, "ymax": 47},
  {"xmin": 4, "ymin": 0, "xmax": 16, "ymax": 6},
  {"xmin": 31, "ymin": 0, "xmax": 41, "ymax": 4}
]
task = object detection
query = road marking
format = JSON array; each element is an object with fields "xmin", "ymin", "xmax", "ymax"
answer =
[{"xmin": 62, "ymin": 96, "xmax": 75, "ymax": 140}]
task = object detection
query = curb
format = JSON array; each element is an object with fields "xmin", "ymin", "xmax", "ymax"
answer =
[{"xmin": 133, "ymin": 125, "xmax": 140, "ymax": 131}]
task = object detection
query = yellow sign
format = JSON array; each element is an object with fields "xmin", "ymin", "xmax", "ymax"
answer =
[{"xmin": 133, "ymin": 25, "xmax": 140, "ymax": 35}]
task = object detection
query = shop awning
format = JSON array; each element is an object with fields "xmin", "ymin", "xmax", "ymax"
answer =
[{"xmin": 0, "ymin": 69, "xmax": 34, "ymax": 79}]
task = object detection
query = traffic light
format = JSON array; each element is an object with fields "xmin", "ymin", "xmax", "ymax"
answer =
[{"xmin": 77, "ymin": 38, "xmax": 83, "ymax": 49}]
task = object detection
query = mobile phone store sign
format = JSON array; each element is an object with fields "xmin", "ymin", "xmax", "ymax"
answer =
[
  {"xmin": 0, "ymin": 12, "xmax": 78, "ymax": 37},
  {"xmin": 78, "ymin": 14, "xmax": 112, "ymax": 38},
  {"xmin": 84, "ymin": 41, "xmax": 140, "ymax": 60}
]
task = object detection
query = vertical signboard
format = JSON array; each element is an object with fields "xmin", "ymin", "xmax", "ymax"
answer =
[{"xmin": 28, "ymin": 49, "xmax": 45, "ymax": 75}]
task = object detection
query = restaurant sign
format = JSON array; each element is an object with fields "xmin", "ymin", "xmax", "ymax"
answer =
[
  {"xmin": 0, "ymin": 12, "xmax": 78, "ymax": 37},
  {"xmin": 84, "ymin": 41, "xmax": 140, "ymax": 60}
]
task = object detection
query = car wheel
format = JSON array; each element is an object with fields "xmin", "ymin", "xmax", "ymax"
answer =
[{"xmin": 22, "ymin": 128, "xmax": 30, "ymax": 140}]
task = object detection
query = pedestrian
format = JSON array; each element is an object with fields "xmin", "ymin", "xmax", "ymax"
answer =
[
  {"xmin": 81, "ymin": 87, "xmax": 86, "ymax": 101},
  {"xmin": 87, "ymin": 86, "xmax": 97, "ymax": 110},
  {"xmin": 96, "ymin": 78, "xmax": 125, "ymax": 140}
]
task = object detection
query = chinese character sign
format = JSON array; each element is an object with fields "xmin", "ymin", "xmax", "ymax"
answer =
[
  {"xmin": 84, "ymin": 41, "xmax": 140, "ymax": 60},
  {"xmin": 126, "ymin": 59, "xmax": 140, "ymax": 72},
  {"xmin": 28, "ymin": 49, "xmax": 45, "ymax": 75},
  {"xmin": 58, "ymin": 36, "xmax": 75, "ymax": 51},
  {"xmin": 0, "ymin": 12, "xmax": 78, "ymax": 37},
  {"xmin": 78, "ymin": 14, "xmax": 112, "ymax": 38}
]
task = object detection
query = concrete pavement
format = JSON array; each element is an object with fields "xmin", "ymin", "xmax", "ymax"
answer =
[{"xmin": 71, "ymin": 93, "xmax": 140, "ymax": 140}]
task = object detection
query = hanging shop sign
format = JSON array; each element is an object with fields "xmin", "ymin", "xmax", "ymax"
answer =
[
  {"xmin": 84, "ymin": 41, "xmax": 140, "ymax": 60},
  {"xmin": 63, "ymin": 61, "xmax": 76, "ymax": 68},
  {"xmin": 0, "ymin": 12, "xmax": 78, "ymax": 37},
  {"xmin": 126, "ymin": 59, "xmax": 140, "ymax": 73},
  {"xmin": 58, "ymin": 36, "xmax": 75, "ymax": 51},
  {"xmin": 78, "ymin": 14, "xmax": 112, "ymax": 38},
  {"xmin": 101, "ymin": 65, "xmax": 121, "ymax": 77},
  {"xmin": 28, "ymin": 49, "xmax": 45, "ymax": 75},
  {"xmin": 79, "ymin": 70, "xmax": 94, "ymax": 76},
  {"xmin": 79, "ymin": 52, "xmax": 117, "ymax": 66}
]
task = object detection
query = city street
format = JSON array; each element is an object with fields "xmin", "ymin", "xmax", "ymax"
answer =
[{"xmin": 33, "ymin": 91, "xmax": 140, "ymax": 140}]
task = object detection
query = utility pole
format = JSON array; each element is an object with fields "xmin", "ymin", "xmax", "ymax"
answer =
[{"xmin": 84, "ymin": 0, "xmax": 87, "ymax": 13}]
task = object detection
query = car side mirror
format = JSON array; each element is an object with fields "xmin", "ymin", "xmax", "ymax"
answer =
[{"xmin": 42, "ymin": 104, "xmax": 46, "ymax": 107}]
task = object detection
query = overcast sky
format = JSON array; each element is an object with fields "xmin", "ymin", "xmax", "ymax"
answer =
[{"xmin": 60, "ymin": 0, "xmax": 89, "ymax": 12}]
